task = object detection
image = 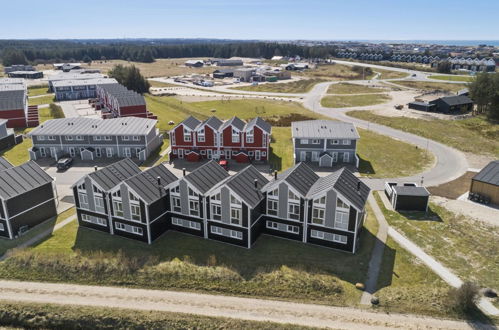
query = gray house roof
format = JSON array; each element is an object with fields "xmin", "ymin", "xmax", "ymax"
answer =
[
  {"xmin": 0, "ymin": 161, "xmax": 54, "ymax": 200},
  {"xmin": 263, "ymin": 162, "xmax": 319, "ymax": 197},
  {"xmin": 291, "ymin": 120, "xmax": 360, "ymax": 139},
  {"xmin": 99, "ymin": 84, "xmax": 146, "ymax": 107},
  {"xmin": 220, "ymin": 116, "xmax": 246, "ymax": 131},
  {"xmin": 29, "ymin": 117, "xmax": 157, "ymax": 136},
  {"xmin": 88, "ymin": 158, "xmax": 141, "ymax": 191},
  {"xmin": 125, "ymin": 164, "xmax": 177, "ymax": 204},
  {"xmin": 393, "ymin": 186, "xmax": 430, "ymax": 197},
  {"xmin": 0, "ymin": 90, "xmax": 25, "ymax": 111},
  {"xmin": 0, "ymin": 157, "xmax": 14, "ymax": 171},
  {"xmin": 184, "ymin": 160, "xmax": 230, "ymax": 194},
  {"xmin": 473, "ymin": 160, "xmax": 499, "ymax": 186},
  {"xmin": 179, "ymin": 116, "xmax": 202, "ymax": 130},
  {"xmin": 245, "ymin": 117, "xmax": 271, "ymax": 133},
  {"xmin": 437, "ymin": 95, "xmax": 473, "ymax": 106},
  {"xmin": 198, "ymin": 116, "xmax": 223, "ymax": 131}
]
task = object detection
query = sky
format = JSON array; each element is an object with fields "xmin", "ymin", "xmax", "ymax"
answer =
[{"xmin": 1, "ymin": 0, "xmax": 498, "ymax": 40}]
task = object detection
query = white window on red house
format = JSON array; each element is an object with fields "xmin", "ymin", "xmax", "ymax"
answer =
[
  {"xmin": 232, "ymin": 129, "xmax": 240, "ymax": 143},
  {"xmin": 198, "ymin": 128, "xmax": 205, "ymax": 142},
  {"xmin": 184, "ymin": 128, "xmax": 191, "ymax": 142},
  {"xmin": 246, "ymin": 130, "xmax": 254, "ymax": 143}
]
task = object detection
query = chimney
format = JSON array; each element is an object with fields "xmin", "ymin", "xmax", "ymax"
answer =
[
  {"xmin": 94, "ymin": 166, "xmax": 98, "ymax": 172},
  {"xmin": 157, "ymin": 176, "xmax": 162, "ymax": 196},
  {"xmin": 182, "ymin": 168, "xmax": 186, "ymax": 176},
  {"xmin": 274, "ymin": 171, "xmax": 278, "ymax": 180},
  {"xmin": 254, "ymin": 179, "xmax": 258, "ymax": 189},
  {"xmin": 357, "ymin": 181, "xmax": 361, "ymax": 191}
]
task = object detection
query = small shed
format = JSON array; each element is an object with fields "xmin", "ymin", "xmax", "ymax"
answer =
[
  {"xmin": 470, "ymin": 160, "xmax": 499, "ymax": 205},
  {"xmin": 385, "ymin": 182, "xmax": 430, "ymax": 211},
  {"xmin": 234, "ymin": 152, "xmax": 250, "ymax": 163},
  {"xmin": 319, "ymin": 153, "xmax": 333, "ymax": 167},
  {"xmin": 185, "ymin": 151, "xmax": 201, "ymax": 162}
]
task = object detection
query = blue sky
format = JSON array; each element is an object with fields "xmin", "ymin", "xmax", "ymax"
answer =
[{"xmin": 1, "ymin": 0, "xmax": 498, "ymax": 40}]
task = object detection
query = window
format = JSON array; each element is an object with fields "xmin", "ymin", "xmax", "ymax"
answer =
[
  {"xmin": 66, "ymin": 136, "xmax": 73, "ymax": 141},
  {"xmin": 312, "ymin": 139, "xmax": 320, "ymax": 144},
  {"xmin": 94, "ymin": 196, "xmax": 105, "ymax": 213},
  {"xmin": 81, "ymin": 214, "xmax": 107, "ymax": 227},
  {"xmin": 331, "ymin": 140, "xmax": 339, "ymax": 145},
  {"xmin": 248, "ymin": 151, "xmax": 254, "ymax": 156},
  {"xmin": 267, "ymin": 188, "xmax": 278, "ymax": 198},
  {"xmin": 104, "ymin": 136, "xmax": 112, "ymax": 141},
  {"xmin": 311, "ymin": 230, "xmax": 325, "ymax": 239},
  {"xmin": 76, "ymin": 136, "xmax": 83, "ymax": 141},
  {"xmin": 0, "ymin": 223, "xmax": 4, "ymax": 231},
  {"xmin": 106, "ymin": 148, "xmax": 113, "ymax": 157},
  {"xmin": 93, "ymin": 136, "xmax": 101, "ymax": 141},
  {"xmin": 188, "ymin": 188, "xmax": 198, "ymax": 197},
  {"xmin": 287, "ymin": 225, "xmax": 299, "ymax": 233},
  {"xmin": 266, "ymin": 221, "xmax": 279, "ymax": 229},
  {"xmin": 314, "ymin": 196, "xmax": 326, "ymax": 205},
  {"xmin": 211, "ymin": 204, "xmax": 222, "ymax": 220},
  {"xmin": 301, "ymin": 139, "xmax": 308, "ymax": 144},
  {"xmin": 211, "ymin": 226, "xmax": 223, "ymax": 235},
  {"xmin": 112, "ymin": 191, "xmax": 123, "ymax": 217},
  {"xmin": 38, "ymin": 136, "xmax": 45, "ymax": 141},
  {"xmin": 122, "ymin": 136, "xmax": 129, "ymax": 141},
  {"xmin": 262, "ymin": 134, "xmax": 267, "ymax": 147},
  {"xmin": 246, "ymin": 130, "xmax": 254, "ymax": 143},
  {"xmin": 312, "ymin": 151, "xmax": 319, "ymax": 161},
  {"xmin": 230, "ymin": 230, "xmax": 243, "ymax": 240},
  {"xmin": 343, "ymin": 152, "xmax": 350, "ymax": 163},
  {"xmin": 172, "ymin": 218, "xmax": 201, "ymax": 231},
  {"xmin": 211, "ymin": 192, "xmax": 221, "ymax": 201},
  {"xmin": 342, "ymin": 140, "xmax": 350, "ymax": 145},
  {"xmin": 170, "ymin": 185, "xmax": 180, "ymax": 195},
  {"xmin": 133, "ymin": 136, "xmax": 140, "ymax": 141},
  {"xmin": 312, "ymin": 207, "xmax": 325, "ymax": 225},
  {"xmin": 197, "ymin": 128, "xmax": 205, "ymax": 142},
  {"xmin": 115, "ymin": 222, "xmax": 143, "ymax": 235},
  {"xmin": 172, "ymin": 196, "xmax": 181, "ymax": 213},
  {"xmin": 183, "ymin": 128, "xmax": 191, "ymax": 142},
  {"xmin": 230, "ymin": 194, "xmax": 241, "ymax": 205},
  {"xmin": 124, "ymin": 148, "xmax": 131, "ymax": 158},
  {"xmin": 130, "ymin": 204, "xmax": 141, "ymax": 222},
  {"xmin": 288, "ymin": 190, "xmax": 299, "ymax": 201},
  {"xmin": 267, "ymin": 199, "xmax": 278, "ymax": 216},
  {"xmin": 333, "ymin": 234, "xmax": 348, "ymax": 244},
  {"xmin": 189, "ymin": 200, "xmax": 199, "ymax": 217},
  {"xmin": 231, "ymin": 129, "xmax": 240, "ymax": 143},
  {"xmin": 200, "ymin": 150, "xmax": 206, "ymax": 155},
  {"xmin": 48, "ymin": 136, "xmax": 56, "ymax": 141},
  {"xmin": 337, "ymin": 198, "xmax": 349, "ymax": 210},
  {"xmin": 230, "ymin": 207, "xmax": 241, "ymax": 225},
  {"xmin": 334, "ymin": 211, "xmax": 349, "ymax": 230},
  {"xmin": 288, "ymin": 203, "xmax": 300, "ymax": 220}
]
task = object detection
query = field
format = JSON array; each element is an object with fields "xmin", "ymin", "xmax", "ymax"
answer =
[
  {"xmin": 327, "ymin": 83, "xmax": 385, "ymax": 94},
  {"xmin": 28, "ymin": 95, "xmax": 55, "ymax": 106},
  {"xmin": 389, "ymin": 80, "xmax": 468, "ymax": 93},
  {"xmin": 0, "ymin": 301, "xmax": 311, "ymax": 330},
  {"xmin": 321, "ymin": 94, "xmax": 391, "ymax": 108},
  {"xmin": 429, "ymin": 75, "xmax": 475, "ymax": 82},
  {"xmin": 374, "ymin": 68, "xmax": 410, "ymax": 79},
  {"xmin": 27, "ymin": 86, "xmax": 51, "ymax": 96},
  {"xmin": 37, "ymin": 58, "xmax": 214, "ymax": 78},
  {"xmin": 0, "ymin": 206, "xmax": 379, "ymax": 307},
  {"xmin": 347, "ymin": 111, "xmax": 499, "ymax": 157},
  {"xmin": 298, "ymin": 63, "xmax": 376, "ymax": 80},
  {"xmin": 149, "ymin": 80, "xmax": 179, "ymax": 88},
  {"xmin": 231, "ymin": 78, "xmax": 327, "ymax": 93},
  {"xmin": 374, "ymin": 193, "xmax": 499, "ymax": 300}
]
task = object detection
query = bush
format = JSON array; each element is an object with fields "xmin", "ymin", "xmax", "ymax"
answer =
[{"xmin": 448, "ymin": 281, "xmax": 479, "ymax": 314}]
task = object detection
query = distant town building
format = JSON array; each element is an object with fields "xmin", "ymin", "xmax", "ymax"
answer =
[
  {"xmin": 185, "ymin": 60, "xmax": 204, "ymax": 67},
  {"xmin": 4, "ymin": 64, "xmax": 35, "ymax": 74},
  {"xmin": 7, "ymin": 71, "xmax": 43, "ymax": 79},
  {"xmin": 95, "ymin": 83, "xmax": 156, "ymax": 120},
  {"xmin": 51, "ymin": 78, "xmax": 118, "ymax": 101},
  {"xmin": 53, "ymin": 63, "xmax": 82, "ymax": 72}
]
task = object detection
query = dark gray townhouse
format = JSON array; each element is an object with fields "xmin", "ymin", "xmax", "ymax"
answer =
[
  {"xmin": 29, "ymin": 117, "xmax": 162, "ymax": 162},
  {"xmin": 73, "ymin": 158, "xmax": 177, "ymax": 243},
  {"xmin": 292, "ymin": 120, "xmax": 360, "ymax": 168},
  {"xmin": 0, "ymin": 157, "xmax": 57, "ymax": 239}
]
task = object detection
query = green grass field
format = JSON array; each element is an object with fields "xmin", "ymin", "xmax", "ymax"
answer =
[
  {"xmin": 232, "ymin": 79, "xmax": 327, "ymax": 93},
  {"xmin": 321, "ymin": 94, "xmax": 391, "ymax": 108},
  {"xmin": 299, "ymin": 63, "xmax": 376, "ymax": 80},
  {"xmin": 327, "ymin": 83, "xmax": 385, "ymax": 94},
  {"xmin": 389, "ymin": 80, "xmax": 468, "ymax": 93},
  {"xmin": 148, "ymin": 80, "xmax": 179, "ymax": 88},
  {"xmin": 374, "ymin": 68, "xmax": 410, "ymax": 79},
  {"xmin": 428, "ymin": 75, "xmax": 475, "ymax": 82},
  {"xmin": 27, "ymin": 86, "xmax": 51, "ymax": 96},
  {"xmin": 374, "ymin": 192, "xmax": 499, "ymax": 304},
  {"xmin": 347, "ymin": 111, "xmax": 499, "ymax": 157},
  {"xmin": 28, "ymin": 95, "xmax": 55, "ymax": 106},
  {"xmin": 0, "ymin": 301, "xmax": 312, "ymax": 330},
  {"xmin": 0, "ymin": 206, "xmax": 379, "ymax": 307}
]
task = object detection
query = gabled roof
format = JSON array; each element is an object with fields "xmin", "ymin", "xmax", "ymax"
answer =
[
  {"xmin": 220, "ymin": 116, "xmax": 246, "ymax": 131},
  {"xmin": 197, "ymin": 116, "xmax": 223, "ymax": 131},
  {"xmin": 0, "ymin": 157, "xmax": 14, "ymax": 171},
  {"xmin": 438, "ymin": 95, "xmax": 473, "ymax": 106},
  {"xmin": 210, "ymin": 165, "xmax": 269, "ymax": 208},
  {"xmin": 178, "ymin": 116, "xmax": 202, "ymax": 130},
  {"xmin": 263, "ymin": 162, "xmax": 319, "ymax": 197},
  {"xmin": 292, "ymin": 120, "xmax": 360, "ymax": 139},
  {"xmin": 125, "ymin": 164, "xmax": 177, "ymax": 204},
  {"xmin": 0, "ymin": 161, "xmax": 54, "ymax": 200},
  {"xmin": 87, "ymin": 158, "xmax": 141, "ymax": 191},
  {"xmin": 0, "ymin": 89, "xmax": 25, "ymax": 111},
  {"xmin": 184, "ymin": 160, "xmax": 230, "ymax": 194},
  {"xmin": 245, "ymin": 117, "xmax": 271, "ymax": 133},
  {"xmin": 473, "ymin": 160, "xmax": 499, "ymax": 186}
]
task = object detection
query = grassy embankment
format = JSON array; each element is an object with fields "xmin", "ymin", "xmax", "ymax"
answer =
[
  {"xmin": 321, "ymin": 94, "xmax": 391, "ymax": 108},
  {"xmin": 428, "ymin": 75, "xmax": 475, "ymax": 82},
  {"xmin": 231, "ymin": 78, "xmax": 327, "ymax": 93},
  {"xmin": 326, "ymin": 83, "xmax": 385, "ymax": 94},
  {"xmin": 389, "ymin": 80, "xmax": 468, "ymax": 93},
  {"xmin": 347, "ymin": 111, "xmax": 499, "ymax": 157}
]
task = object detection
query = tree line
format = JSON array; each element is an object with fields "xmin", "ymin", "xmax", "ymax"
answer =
[
  {"xmin": 469, "ymin": 73, "xmax": 499, "ymax": 121},
  {"xmin": 0, "ymin": 40, "xmax": 339, "ymax": 66}
]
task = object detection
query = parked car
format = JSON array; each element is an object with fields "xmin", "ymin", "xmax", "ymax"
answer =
[
  {"xmin": 57, "ymin": 157, "xmax": 73, "ymax": 171},
  {"xmin": 218, "ymin": 159, "xmax": 229, "ymax": 171}
]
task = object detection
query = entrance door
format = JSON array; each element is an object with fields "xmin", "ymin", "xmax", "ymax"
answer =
[
  {"xmin": 225, "ymin": 150, "xmax": 231, "ymax": 159},
  {"xmin": 343, "ymin": 152, "xmax": 350, "ymax": 163},
  {"xmin": 300, "ymin": 151, "xmax": 306, "ymax": 161},
  {"xmin": 207, "ymin": 149, "xmax": 212, "ymax": 159},
  {"xmin": 332, "ymin": 152, "xmax": 338, "ymax": 163},
  {"xmin": 96, "ymin": 148, "xmax": 101, "ymax": 158},
  {"xmin": 106, "ymin": 148, "xmax": 113, "ymax": 158},
  {"xmin": 178, "ymin": 149, "xmax": 184, "ymax": 159},
  {"xmin": 50, "ymin": 147, "xmax": 57, "ymax": 158},
  {"xmin": 124, "ymin": 148, "xmax": 131, "ymax": 158},
  {"xmin": 69, "ymin": 147, "xmax": 76, "ymax": 157},
  {"xmin": 40, "ymin": 147, "xmax": 46, "ymax": 157},
  {"xmin": 255, "ymin": 150, "xmax": 261, "ymax": 161}
]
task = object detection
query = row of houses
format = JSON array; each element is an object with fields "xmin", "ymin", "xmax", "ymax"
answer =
[
  {"xmin": 28, "ymin": 117, "xmax": 163, "ymax": 162},
  {"xmin": 0, "ymin": 78, "xmax": 39, "ymax": 128},
  {"xmin": 3, "ymin": 65, "xmax": 35, "ymax": 74},
  {"xmin": 95, "ymin": 83, "xmax": 156, "ymax": 120},
  {"xmin": 430, "ymin": 57, "xmax": 496, "ymax": 72},
  {"xmin": 0, "ymin": 157, "xmax": 57, "ymax": 240},
  {"xmin": 169, "ymin": 116, "xmax": 271, "ymax": 163},
  {"xmin": 73, "ymin": 159, "xmax": 370, "ymax": 253}
]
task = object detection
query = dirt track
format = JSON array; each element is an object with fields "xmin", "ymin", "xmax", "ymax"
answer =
[{"xmin": 0, "ymin": 280, "xmax": 486, "ymax": 329}]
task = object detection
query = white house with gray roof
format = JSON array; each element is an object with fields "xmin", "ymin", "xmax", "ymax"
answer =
[
  {"xmin": 28, "ymin": 117, "xmax": 162, "ymax": 162},
  {"xmin": 292, "ymin": 120, "xmax": 360, "ymax": 168}
]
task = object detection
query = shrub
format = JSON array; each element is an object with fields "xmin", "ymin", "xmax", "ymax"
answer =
[{"xmin": 448, "ymin": 281, "xmax": 479, "ymax": 314}]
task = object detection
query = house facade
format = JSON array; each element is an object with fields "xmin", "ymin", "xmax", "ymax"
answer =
[
  {"xmin": 292, "ymin": 120, "xmax": 360, "ymax": 167},
  {"xmin": 72, "ymin": 160, "xmax": 370, "ymax": 253},
  {"xmin": 0, "ymin": 78, "xmax": 39, "ymax": 128},
  {"xmin": 0, "ymin": 158, "xmax": 57, "ymax": 239},
  {"xmin": 95, "ymin": 83, "xmax": 156, "ymax": 120},
  {"xmin": 29, "ymin": 117, "xmax": 162, "ymax": 162},
  {"xmin": 169, "ymin": 116, "xmax": 271, "ymax": 163},
  {"xmin": 51, "ymin": 78, "xmax": 117, "ymax": 101}
]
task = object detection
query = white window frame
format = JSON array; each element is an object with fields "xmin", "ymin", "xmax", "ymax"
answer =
[
  {"xmin": 311, "ymin": 229, "xmax": 325, "ymax": 239},
  {"xmin": 230, "ymin": 207, "xmax": 241, "ymax": 226},
  {"xmin": 334, "ymin": 211, "xmax": 349, "ymax": 230},
  {"xmin": 171, "ymin": 196, "xmax": 181, "ymax": 213},
  {"xmin": 230, "ymin": 230, "xmax": 243, "ymax": 240},
  {"xmin": 343, "ymin": 152, "xmax": 350, "ymax": 163},
  {"xmin": 312, "ymin": 207, "xmax": 325, "ymax": 225},
  {"xmin": 342, "ymin": 139, "xmax": 350, "ymax": 145},
  {"xmin": 211, "ymin": 226, "xmax": 223, "ymax": 235},
  {"xmin": 211, "ymin": 203, "xmax": 222, "ymax": 221},
  {"xmin": 133, "ymin": 136, "xmax": 140, "ymax": 141},
  {"xmin": 76, "ymin": 136, "xmax": 83, "ymax": 141},
  {"xmin": 331, "ymin": 139, "xmax": 339, "ymax": 145},
  {"xmin": 312, "ymin": 151, "xmax": 319, "ymax": 161},
  {"xmin": 333, "ymin": 234, "xmax": 348, "ymax": 244},
  {"xmin": 94, "ymin": 195, "xmax": 105, "ymax": 214},
  {"xmin": 66, "ymin": 136, "xmax": 73, "ymax": 141},
  {"xmin": 267, "ymin": 199, "xmax": 278, "ymax": 216},
  {"xmin": 301, "ymin": 139, "xmax": 308, "ymax": 144},
  {"xmin": 197, "ymin": 128, "xmax": 205, "ymax": 142},
  {"xmin": 231, "ymin": 129, "xmax": 240, "ymax": 143},
  {"xmin": 38, "ymin": 136, "xmax": 45, "ymax": 141},
  {"xmin": 94, "ymin": 136, "xmax": 101, "ymax": 141},
  {"xmin": 189, "ymin": 199, "xmax": 200, "ymax": 217},
  {"xmin": 246, "ymin": 130, "xmax": 254, "ymax": 143},
  {"xmin": 312, "ymin": 139, "xmax": 320, "ymax": 144},
  {"xmin": 183, "ymin": 128, "xmax": 192, "ymax": 142},
  {"xmin": 106, "ymin": 148, "xmax": 113, "ymax": 157},
  {"xmin": 122, "ymin": 136, "xmax": 129, "ymax": 141}
]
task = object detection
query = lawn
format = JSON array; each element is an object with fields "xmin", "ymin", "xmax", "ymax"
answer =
[
  {"xmin": 27, "ymin": 86, "xmax": 51, "ymax": 96},
  {"xmin": 347, "ymin": 111, "xmax": 499, "ymax": 157},
  {"xmin": 0, "ymin": 208, "xmax": 75, "ymax": 257},
  {"xmin": 231, "ymin": 79, "xmax": 327, "ymax": 93},
  {"xmin": 299, "ymin": 63, "xmax": 376, "ymax": 80},
  {"xmin": 28, "ymin": 95, "xmax": 55, "ymax": 106},
  {"xmin": 37, "ymin": 58, "xmax": 214, "ymax": 78},
  {"xmin": 0, "ymin": 301, "xmax": 311, "ymax": 330},
  {"xmin": 327, "ymin": 83, "xmax": 385, "ymax": 94},
  {"xmin": 321, "ymin": 94, "xmax": 391, "ymax": 108},
  {"xmin": 0, "ymin": 138, "xmax": 32, "ymax": 166},
  {"xmin": 0, "ymin": 206, "xmax": 379, "ymax": 308},
  {"xmin": 389, "ymin": 80, "xmax": 468, "ymax": 93},
  {"xmin": 375, "ymin": 192, "xmax": 499, "ymax": 295},
  {"xmin": 428, "ymin": 75, "xmax": 475, "ymax": 82},
  {"xmin": 374, "ymin": 68, "xmax": 409, "ymax": 79},
  {"xmin": 148, "ymin": 80, "xmax": 179, "ymax": 88}
]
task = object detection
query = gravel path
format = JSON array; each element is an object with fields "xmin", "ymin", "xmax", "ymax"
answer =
[{"xmin": 0, "ymin": 280, "xmax": 487, "ymax": 330}]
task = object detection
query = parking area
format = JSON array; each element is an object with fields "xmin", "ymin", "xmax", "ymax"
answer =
[{"xmin": 58, "ymin": 100, "xmax": 101, "ymax": 119}]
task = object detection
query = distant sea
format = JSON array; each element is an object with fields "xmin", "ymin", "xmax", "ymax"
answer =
[{"xmin": 353, "ymin": 40, "xmax": 499, "ymax": 47}]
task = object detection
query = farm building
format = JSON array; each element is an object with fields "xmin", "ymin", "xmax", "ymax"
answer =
[
  {"xmin": 212, "ymin": 59, "xmax": 243, "ymax": 66},
  {"xmin": 53, "ymin": 63, "xmax": 81, "ymax": 72},
  {"xmin": 213, "ymin": 69, "xmax": 234, "ymax": 79},
  {"xmin": 470, "ymin": 160, "xmax": 499, "ymax": 205},
  {"xmin": 4, "ymin": 65, "xmax": 35, "ymax": 73},
  {"xmin": 385, "ymin": 182, "xmax": 430, "ymax": 212}
]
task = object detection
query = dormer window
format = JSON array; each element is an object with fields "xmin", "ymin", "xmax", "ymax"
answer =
[{"xmin": 170, "ymin": 185, "xmax": 180, "ymax": 195}]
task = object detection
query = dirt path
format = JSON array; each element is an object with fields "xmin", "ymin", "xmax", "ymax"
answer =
[{"xmin": 0, "ymin": 280, "xmax": 486, "ymax": 330}]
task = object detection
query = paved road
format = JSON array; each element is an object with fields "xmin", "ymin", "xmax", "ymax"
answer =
[{"xmin": 0, "ymin": 280, "xmax": 490, "ymax": 330}]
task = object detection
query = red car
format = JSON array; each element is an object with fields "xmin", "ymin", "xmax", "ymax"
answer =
[{"xmin": 218, "ymin": 160, "xmax": 228, "ymax": 171}]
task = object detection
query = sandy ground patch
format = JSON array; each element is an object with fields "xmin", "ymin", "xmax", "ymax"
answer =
[{"xmin": 432, "ymin": 196, "xmax": 499, "ymax": 227}]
